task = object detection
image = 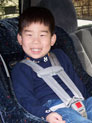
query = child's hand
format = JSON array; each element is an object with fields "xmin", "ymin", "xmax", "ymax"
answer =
[{"xmin": 46, "ymin": 112, "xmax": 66, "ymax": 123}]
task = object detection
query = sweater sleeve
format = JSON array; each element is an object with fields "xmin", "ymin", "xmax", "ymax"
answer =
[{"xmin": 11, "ymin": 63, "xmax": 51, "ymax": 119}]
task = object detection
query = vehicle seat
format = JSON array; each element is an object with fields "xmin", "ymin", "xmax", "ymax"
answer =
[
  {"xmin": 0, "ymin": 17, "xmax": 24, "ymax": 68},
  {"xmin": 0, "ymin": 60, "xmax": 44, "ymax": 123},
  {"xmin": 37, "ymin": 0, "xmax": 92, "ymax": 95},
  {"xmin": 0, "ymin": 0, "xmax": 92, "ymax": 121},
  {"xmin": 0, "ymin": 17, "xmax": 92, "ymax": 96},
  {"xmin": 54, "ymin": 26, "xmax": 92, "ymax": 96},
  {"xmin": 38, "ymin": 0, "xmax": 92, "ymax": 79},
  {"xmin": 0, "ymin": 18, "xmax": 46, "ymax": 122},
  {"xmin": 70, "ymin": 28, "xmax": 92, "ymax": 77},
  {"xmin": 38, "ymin": 0, "xmax": 77, "ymax": 33}
]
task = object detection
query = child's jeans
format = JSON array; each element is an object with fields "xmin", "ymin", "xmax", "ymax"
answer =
[{"xmin": 43, "ymin": 97, "xmax": 92, "ymax": 123}]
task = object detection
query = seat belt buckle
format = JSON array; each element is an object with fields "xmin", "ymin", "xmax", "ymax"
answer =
[{"xmin": 71, "ymin": 101, "xmax": 87, "ymax": 118}]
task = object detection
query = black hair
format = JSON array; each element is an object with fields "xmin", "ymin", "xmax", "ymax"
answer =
[{"xmin": 18, "ymin": 7, "xmax": 55, "ymax": 35}]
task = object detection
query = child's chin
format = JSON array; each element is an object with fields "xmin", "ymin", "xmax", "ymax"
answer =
[{"xmin": 31, "ymin": 55, "xmax": 41, "ymax": 59}]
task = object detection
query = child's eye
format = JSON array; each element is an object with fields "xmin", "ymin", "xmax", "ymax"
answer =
[
  {"xmin": 40, "ymin": 34, "xmax": 46, "ymax": 37},
  {"xmin": 27, "ymin": 34, "xmax": 32, "ymax": 36},
  {"xmin": 40, "ymin": 34, "xmax": 45, "ymax": 36}
]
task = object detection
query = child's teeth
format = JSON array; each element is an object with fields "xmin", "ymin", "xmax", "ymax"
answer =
[{"xmin": 32, "ymin": 49, "xmax": 40, "ymax": 51}]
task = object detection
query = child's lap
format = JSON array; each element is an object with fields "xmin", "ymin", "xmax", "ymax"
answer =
[
  {"xmin": 56, "ymin": 107, "xmax": 92, "ymax": 123},
  {"xmin": 43, "ymin": 97, "xmax": 92, "ymax": 123}
]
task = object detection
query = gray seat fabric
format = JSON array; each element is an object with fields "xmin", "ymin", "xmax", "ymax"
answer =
[
  {"xmin": 87, "ymin": 27, "xmax": 92, "ymax": 35},
  {"xmin": 34, "ymin": 0, "xmax": 92, "ymax": 78},
  {"xmin": 70, "ymin": 29, "xmax": 92, "ymax": 77},
  {"xmin": 38, "ymin": 0, "xmax": 77, "ymax": 33}
]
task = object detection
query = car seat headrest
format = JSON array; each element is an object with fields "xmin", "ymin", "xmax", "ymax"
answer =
[{"xmin": 38, "ymin": 0, "xmax": 77, "ymax": 33}]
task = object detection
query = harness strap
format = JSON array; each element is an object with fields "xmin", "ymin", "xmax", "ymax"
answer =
[
  {"xmin": 39, "ymin": 72, "xmax": 71, "ymax": 105},
  {"xmin": 49, "ymin": 53, "xmax": 84, "ymax": 101},
  {"xmin": 21, "ymin": 53, "xmax": 84, "ymax": 106},
  {"xmin": 21, "ymin": 60, "xmax": 71, "ymax": 104},
  {"xmin": 21, "ymin": 53, "xmax": 87, "ymax": 118}
]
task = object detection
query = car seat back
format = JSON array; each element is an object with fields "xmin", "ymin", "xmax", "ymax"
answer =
[
  {"xmin": 70, "ymin": 28, "xmax": 92, "ymax": 77},
  {"xmin": 37, "ymin": 0, "xmax": 92, "ymax": 78},
  {"xmin": 38, "ymin": 0, "xmax": 77, "ymax": 33},
  {"xmin": 0, "ymin": 53, "xmax": 46, "ymax": 123},
  {"xmin": 55, "ymin": 26, "xmax": 92, "ymax": 96},
  {"xmin": 0, "ymin": 18, "xmax": 24, "ymax": 71}
]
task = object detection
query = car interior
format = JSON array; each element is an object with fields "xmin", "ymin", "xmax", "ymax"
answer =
[{"xmin": 0, "ymin": 0, "xmax": 92, "ymax": 122}]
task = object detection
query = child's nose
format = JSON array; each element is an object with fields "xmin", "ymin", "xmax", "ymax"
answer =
[{"xmin": 33, "ymin": 36, "xmax": 40, "ymax": 43}]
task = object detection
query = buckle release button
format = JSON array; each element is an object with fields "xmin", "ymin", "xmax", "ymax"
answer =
[{"xmin": 75, "ymin": 102, "xmax": 82, "ymax": 108}]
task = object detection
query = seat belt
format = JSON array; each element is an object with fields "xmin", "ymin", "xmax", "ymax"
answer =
[
  {"xmin": 21, "ymin": 52, "xmax": 87, "ymax": 118},
  {"xmin": 49, "ymin": 53, "xmax": 84, "ymax": 101}
]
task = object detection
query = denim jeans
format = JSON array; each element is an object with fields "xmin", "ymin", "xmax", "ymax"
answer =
[{"xmin": 43, "ymin": 97, "xmax": 92, "ymax": 123}]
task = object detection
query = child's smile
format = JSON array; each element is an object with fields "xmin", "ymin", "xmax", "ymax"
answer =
[
  {"xmin": 17, "ymin": 22, "xmax": 56, "ymax": 59},
  {"xmin": 31, "ymin": 48, "xmax": 42, "ymax": 54}
]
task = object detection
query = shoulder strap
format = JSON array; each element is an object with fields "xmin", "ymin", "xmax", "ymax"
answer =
[
  {"xmin": 49, "ymin": 53, "xmax": 84, "ymax": 100},
  {"xmin": 21, "ymin": 52, "xmax": 84, "ymax": 106}
]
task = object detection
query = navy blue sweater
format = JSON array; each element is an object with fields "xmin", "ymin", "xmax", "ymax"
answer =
[{"xmin": 11, "ymin": 49, "xmax": 88, "ymax": 118}]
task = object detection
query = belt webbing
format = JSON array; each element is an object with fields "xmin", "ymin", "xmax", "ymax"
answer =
[
  {"xmin": 21, "ymin": 53, "xmax": 84, "ymax": 106},
  {"xmin": 49, "ymin": 53, "xmax": 84, "ymax": 101}
]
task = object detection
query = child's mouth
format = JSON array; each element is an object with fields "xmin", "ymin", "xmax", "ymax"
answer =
[{"xmin": 31, "ymin": 48, "xmax": 42, "ymax": 54}]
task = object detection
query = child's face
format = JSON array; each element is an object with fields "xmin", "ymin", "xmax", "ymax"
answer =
[{"xmin": 17, "ymin": 22, "xmax": 56, "ymax": 59}]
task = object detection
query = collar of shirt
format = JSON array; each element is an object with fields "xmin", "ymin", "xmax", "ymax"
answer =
[{"xmin": 24, "ymin": 54, "xmax": 49, "ymax": 64}]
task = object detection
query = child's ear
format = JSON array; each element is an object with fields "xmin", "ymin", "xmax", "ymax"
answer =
[
  {"xmin": 51, "ymin": 34, "xmax": 56, "ymax": 46},
  {"xmin": 17, "ymin": 33, "xmax": 22, "ymax": 45}
]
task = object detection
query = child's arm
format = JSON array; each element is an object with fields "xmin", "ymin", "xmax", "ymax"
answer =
[
  {"xmin": 46, "ymin": 112, "xmax": 66, "ymax": 123},
  {"xmin": 11, "ymin": 63, "xmax": 50, "ymax": 118}
]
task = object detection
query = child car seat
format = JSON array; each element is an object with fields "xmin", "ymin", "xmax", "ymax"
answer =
[
  {"xmin": 38, "ymin": 0, "xmax": 92, "ymax": 78},
  {"xmin": 0, "ymin": 0, "xmax": 92, "ymax": 122},
  {"xmin": 38, "ymin": 0, "xmax": 92, "ymax": 95},
  {"xmin": 0, "ymin": 18, "xmax": 47, "ymax": 123},
  {"xmin": 38, "ymin": 0, "xmax": 92, "ymax": 70},
  {"xmin": 0, "ymin": 60, "xmax": 45, "ymax": 123},
  {"xmin": 38, "ymin": 0, "xmax": 77, "ymax": 33}
]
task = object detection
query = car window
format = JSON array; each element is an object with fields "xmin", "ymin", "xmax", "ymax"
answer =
[
  {"xmin": 72, "ymin": 0, "xmax": 92, "ymax": 27},
  {"xmin": 0, "ymin": 0, "xmax": 19, "ymax": 19}
]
